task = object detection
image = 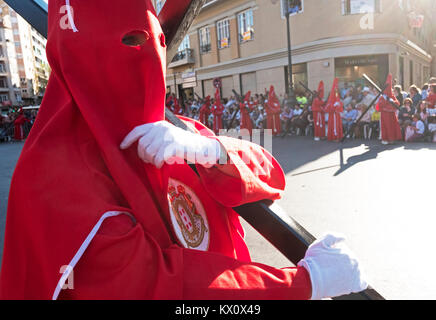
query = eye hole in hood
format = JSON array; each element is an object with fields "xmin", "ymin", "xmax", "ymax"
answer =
[{"xmin": 122, "ymin": 30, "xmax": 150, "ymax": 47}]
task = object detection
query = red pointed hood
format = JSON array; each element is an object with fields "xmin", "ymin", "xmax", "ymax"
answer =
[
  {"xmin": 244, "ymin": 91, "xmax": 251, "ymax": 103},
  {"xmin": 384, "ymin": 74, "xmax": 399, "ymax": 104},
  {"xmin": 0, "ymin": 0, "xmax": 172, "ymax": 299},
  {"xmin": 317, "ymin": 81, "xmax": 324, "ymax": 100},
  {"xmin": 327, "ymin": 78, "xmax": 340, "ymax": 105}
]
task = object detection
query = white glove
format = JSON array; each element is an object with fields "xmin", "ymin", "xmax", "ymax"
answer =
[
  {"xmin": 120, "ymin": 121, "xmax": 221, "ymax": 169},
  {"xmin": 298, "ymin": 233, "xmax": 368, "ymax": 300},
  {"xmin": 334, "ymin": 102, "xmax": 340, "ymax": 107}
]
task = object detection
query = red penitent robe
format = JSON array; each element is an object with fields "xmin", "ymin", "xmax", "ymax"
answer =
[
  {"xmin": 172, "ymin": 97, "xmax": 183, "ymax": 115},
  {"xmin": 377, "ymin": 97, "xmax": 402, "ymax": 142},
  {"xmin": 326, "ymin": 79, "xmax": 343, "ymax": 141},
  {"xmin": 326, "ymin": 100, "xmax": 343, "ymax": 141},
  {"xmin": 376, "ymin": 74, "xmax": 402, "ymax": 142},
  {"xmin": 0, "ymin": 0, "xmax": 312, "ymax": 300},
  {"xmin": 312, "ymin": 81, "xmax": 326, "ymax": 139},
  {"xmin": 199, "ymin": 96, "xmax": 211, "ymax": 127},
  {"xmin": 13, "ymin": 113, "xmax": 29, "ymax": 141},
  {"xmin": 266, "ymin": 86, "xmax": 281, "ymax": 136},
  {"xmin": 240, "ymin": 91, "xmax": 253, "ymax": 135},
  {"xmin": 212, "ymin": 89, "xmax": 224, "ymax": 135}
]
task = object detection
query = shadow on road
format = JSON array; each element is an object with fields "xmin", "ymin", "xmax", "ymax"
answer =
[
  {"xmin": 335, "ymin": 141, "xmax": 435, "ymax": 176},
  {"xmin": 273, "ymin": 136, "xmax": 436, "ymax": 177}
]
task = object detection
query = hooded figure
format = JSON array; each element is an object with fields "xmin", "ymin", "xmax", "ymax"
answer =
[
  {"xmin": 325, "ymin": 78, "xmax": 344, "ymax": 141},
  {"xmin": 13, "ymin": 109, "xmax": 29, "ymax": 141},
  {"xmin": 266, "ymin": 85, "xmax": 282, "ymax": 136},
  {"xmin": 240, "ymin": 91, "xmax": 253, "ymax": 135},
  {"xmin": 198, "ymin": 95, "xmax": 211, "ymax": 127},
  {"xmin": 211, "ymin": 88, "xmax": 224, "ymax": 134},
  {"xmin": 172, "ymin": 96, "xmax": 183, "ymax": 115},
  {"xmin": 311, "ymin": 81, "xmax": 326, "ymax": 140},
  {"xmin": 0, "ymin": 0, "xmax": 314, "ymax": 300},
  {"xmin": 376, "ymin": 74, "xmax": 402, "ymax": 144}
]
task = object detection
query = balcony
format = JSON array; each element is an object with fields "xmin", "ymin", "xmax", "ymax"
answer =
[{"xmin": 168, "ymin": 48, "xmax": 195, "ymax": 68}]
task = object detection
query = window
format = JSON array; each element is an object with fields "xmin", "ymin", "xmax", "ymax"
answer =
[
  {"xmin": 238, "ymin": 9, "xmax": 254, "ymax": 43},
  {"xmin": 0, "ymin": 94, "xmax": 9, "ymax": 101},
  {"xmin": 0, "ymin": 63, "xmax": 6, "ymax": 73},
  {"xmin": 217, "ymin": 19, "xmax": 230, "ymax": 49},
  {"xmin": 178, "ymin": 36, "xmax": 190, "ymax": 52},
  {"xmin": 199, "ymin": 27, "xmax": 211, "ymax": 54},
  {"xmin": 342, "ymin": 0, "xmax": 381, "ymax": 15},
  {"xmin": 281, "ymin": 0, "xmax": 304, "ymax": 17}
]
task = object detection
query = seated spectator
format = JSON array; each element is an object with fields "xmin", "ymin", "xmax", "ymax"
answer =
[
  {"xmin": 394, "ymin": 85, "xmax": 405, "ymax": 106},
  {"xmin": 342, "ymin": 104, "xmax": 358, "ymax": 136},
  {"xmin": 293, "ymin": 106, "xmax": 312, "ymax": 136},
  {"xmin": 421, "ymin": 84, "xmax": 429, "ymax": 100},
  {"xmin": 341, "ymin": 82, "xmax": 350, "ymax": 99},
  {"xmin": 409, "ymin": 85, "xmax": 422, "ymax": 109},
  {"xmin": 370, "ymin": 109, "xmax": 381, "ymax": 139},
  {"xmin": 398, "ymin": 98, "xmax": 415, "ymax": 129},
  {"xmin": 360, "ymin": 87, "xmax": 376, "ymax": 109},
  {"xmin": 352, "ymin": 86, "xmax": 363, "ymax": 103},
  {"xmin": 417, "ymin": 101, "xmax": 429, "ymax": 124},
  {"xmin": 405, "ymin": 114, "xmax": 425, "ymax": 142},
  {"xmin": 343, "ymin": 90, "xmax": 353, "ymax": 109},
  {"xmin": 355, "ymin": 103, "xmax": 373, "ymax": 139},
  {"xmin": 280, "ymin": 106, "xmax": 294, "ymax": 136}
]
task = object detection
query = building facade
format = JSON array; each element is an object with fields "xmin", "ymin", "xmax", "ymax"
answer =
[
  {"xmin": 155, "ymin": 0, "xmax": 435, "ymax": 100},
  {"xmin": 0, "ymin": 0, "xmax": 49, "ymax": 108}
]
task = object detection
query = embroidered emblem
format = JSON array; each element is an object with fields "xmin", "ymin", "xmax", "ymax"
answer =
[{"xmin": 167, "ymin": 179, "xmax": 209, "ymax": 251}]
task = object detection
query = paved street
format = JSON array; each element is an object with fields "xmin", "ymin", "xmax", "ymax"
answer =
[
  {"xmin": 1, "ymin": 138, "xmax": 435, "ymax": 299},
  {"xmin": 0, "ymin": 141, "xmax": 23, "ymax": 263}
]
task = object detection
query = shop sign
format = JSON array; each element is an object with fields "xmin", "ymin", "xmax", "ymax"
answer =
[{"xmin": 336, "ymin": 55, "xmax": 387, "ymax": 67}]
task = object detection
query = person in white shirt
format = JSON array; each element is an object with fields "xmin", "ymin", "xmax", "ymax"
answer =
[{"xmin": 405, "ymin": 114, "xmax": 426, "ymax": 142}]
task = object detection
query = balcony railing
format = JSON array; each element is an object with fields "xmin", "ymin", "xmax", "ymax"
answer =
[{"xmin": 168, "ymin": 48, "xmax": 195, "ymax": 68}]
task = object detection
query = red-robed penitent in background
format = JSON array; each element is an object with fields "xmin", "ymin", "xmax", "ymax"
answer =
[
  {"xmin": 0, "ymin": 0, "xmax": 311, "ymax": 300},
  {"xmin": 376, "ymin": 74, "xmax": 402, "ymax": 143},
  {"xmin": 266, "ymin": 85, "xmax": 281, "ymax": 136},
  {"xmin": 13, "ymin": 109, "xmax": 30, "ymax": 141},
  {"xmin": 211, "ymin": 88, "xmax": 224, "ymax": 135},
  {"xmin": 312, "ymin": 81, "xmax": 326, "ymax": 140},
  {"xmin": 198, "ymin": 95, "xmax": 211, "ymax": 127},
  {"xmin": 240, "ymin": 91, "xmax": 253, "ymax": 135},
  {"xmin": 326, "ymin": 78, "xmax": 344, "ymax": 141}
]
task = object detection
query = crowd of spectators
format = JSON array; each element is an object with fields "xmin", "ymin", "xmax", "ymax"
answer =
[
  {"xmin": 172, "ymin": 78, "xmax": 436, "ymax": 143},
  {"xmin": 0, "ymin": 108, "xmax": 38, "ymax": 142}
]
